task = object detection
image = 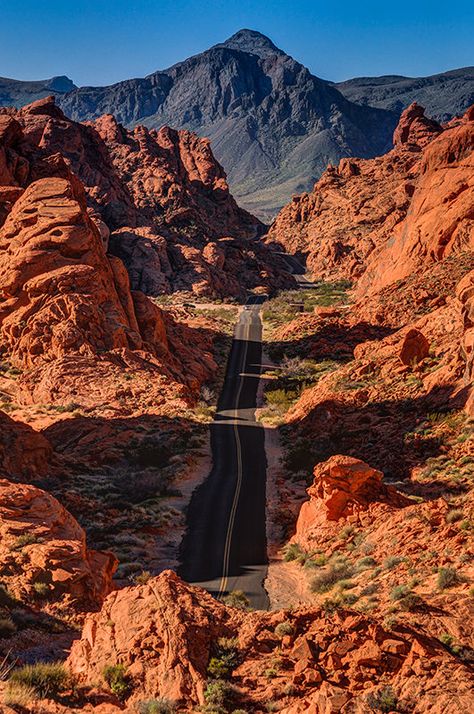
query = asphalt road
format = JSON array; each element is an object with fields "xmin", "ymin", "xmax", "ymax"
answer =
[{"xmin": 179, "ymin": 295, "xmax": 269, "ymax": 609}]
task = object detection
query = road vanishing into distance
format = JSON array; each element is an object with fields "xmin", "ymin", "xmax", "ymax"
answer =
[{"xmin": 179, "ymin": 295, "xmax": 269, "ymax": 609}]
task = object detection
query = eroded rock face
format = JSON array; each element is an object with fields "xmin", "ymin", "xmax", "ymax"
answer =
[
  {"xmin": 268, "ymin": 103, "xmax": 474, "ymax": 296},
  {"xmin": 295, "ymin": 456, "xmax": 410, "ymax": 549},
  {"xmin": 399, "ymin": 328, "xmax": 430, "ymax": 366},
  {"xmin": 0, "ymin": 478, "xmax": 116, "ymax": 609},
  {"xmin": 68, "ymin": 570, "xmax": 228, "ymax": 704},
  {"xmin": 0, "ymin": 97, "xmax": 294, "ymax": 299},
  {"xmin": 0, "ymin": 176, "xmax": 153, "ymax": 366},
  {"xmin": 266, "ymin": 103, "xmax": 442, "ymax": 281},
  {"xmin": 68, "ymin": 570, "xmax": 473, "ymax": 712},
  {"xmin": 457, "ymin": 269, "xmax": 474, "ymax": 413},
  {"xmin": 0, "ymin": 410, "xmax": 52, "ymax": 478},
  {"xmin": 360, "ymin": 105, "xmax": 474, "ymax": 295}
]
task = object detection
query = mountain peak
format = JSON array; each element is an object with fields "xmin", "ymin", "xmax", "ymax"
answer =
[{"xmin": 216, "ymin": 29, "xmax": 282, "ymax": 58}]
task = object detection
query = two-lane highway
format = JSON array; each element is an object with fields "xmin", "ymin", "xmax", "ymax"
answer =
[{"xmin": 178, "ymin": 295, "xmax": 269, "ymax": 609}]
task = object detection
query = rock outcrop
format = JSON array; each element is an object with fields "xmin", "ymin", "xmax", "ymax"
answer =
[
  {"xmin": 0, "ymin": 96, "xmax": 293, "ymax": 299},
  {"xmin": 67, "ymin": 570, "xmax": 474, "ymax": 712},
  {"xmin": 268, "ymin": 103, "xmax": 474, "ymax": 296},
  {"xmin": 359, "ymin": 105, "xmax": 474, "ymax": 295},
  {"xmin": 0, "ymin": 478, "xmax": 116, "ymax": 609},
  {"xmin": 295, "ymin": 456, "xmax": 410, "ymax": 549},
  {"xmin": 0, "ymin": 410, "xmax": 52, "ymax": 478}
]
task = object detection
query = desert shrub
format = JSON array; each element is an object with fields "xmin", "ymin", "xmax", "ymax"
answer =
[
  {"xmin": 4, "ymin": 682, "xmax": 37, "ymax": 707},
  {"xmin": 357, "ymin": 556, "xmax": 376, "ymax": 569},
  {"xmin": 446, "ymin": 509, "xmax": 463, "ymax": 524},
  {"xmin": 437, "ymin": 566, "xmax": 463, "ymax": 590},
  {"xmin": 137, "ymin": 698, "xmax": 176, "ymax": 714},
  {"xmin": 103, "ymin": 664, "xmax": 132, "ymax": 699},
  {"xmin": 283, "ymin": 543, "xmax": 304, "ymax": 562},
  {"xmin": 133, "ymin": 570, "xmax": 152, "ymax": 585},
  {"xmin": 390, "ymin": 584, "xmax": 411, "ymax": 601},
  {"xmin": 221, "ymin": 590, "xmax": 250, "ymax": 610},
  {"xmin": 13, "ymin": 533, "xmax": 39, "ymax": 549},
  {"xmin": 9, "ymin": 662, "xmax": 72, "ymax": 699},
  {"xmin": 33, "ymin": 581, "xmax": 50, "ymax": 598},
  {"xmin": 207, "ymin": 638, "xmax": 240, "ymax": 679},
  {"xmin": 310, "ymin": 559, "xmax": 354, "ymax": 594},
  {"xmin": 384, "ymin": 556, "xmax": 404, "ymax": 570},
  {"xmin": 204, "ymin": 679, "xmax": 236, "ymax": 708},
  {"xmin": 366, "ymin": 685, "xmax": 400, "ymax": 712},
  {"xmin": 274, "ymin": 620, "xmax": 294, "ymax": 638},
  {"xmin": 0, "ymin": 617, "xmax": 16, "ymax": 636},
  {"xmin": 339, "ymin": 525, "xmax": 355, "ymax": 539},
  {"xmin": 304, "ymin": 553, "xmax": 327, "ymax": 568},
  {"xmin": 398, "ymin": 592, "xmax": 423, "ymax": 611}
]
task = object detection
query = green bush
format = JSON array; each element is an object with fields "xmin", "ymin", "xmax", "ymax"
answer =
[
  {"xmin": 384, "ymin": 556, "xmax": 405, "ymax": 570},
  {"xmin": 13, "ymin": 533, "xmax": 39, "ymax": 550},
  {"xmin": 366, "ymin": 686, "xmax": 399, "ymax": 712},
  {"xmin": 9, "ymin": 662, "xmax": 72, "ymax": 699},
  {"xmin": 437, "ymin": 566, "xmax": 462, "ymax": 590},
  {"xmin": 204, "ymin": 679, "xmax": 236, "ymax": 708},
  {"xmin": 358, "ymin": 556, "xmax": 376, "ymax": 569},
  {"xmin": 390, "ymin": 584, "xmax": 411, "ymax": 601},
  {"xmin": 283, "ymin": 543, "xmax": 304, "ymax": 562},
  {"xmin": 310, "ymin": 559, "xmax": 354, "ymax": 594},
  {"xmin": 446, "ymin": 509, "xmax": 463, "ymax": 524},
  {"xmin": 137, "ymin": 698, "xmax": 176, "ymax": 714},
  {"xmin": 0, "ymin": 617, "xmax": 16, "ymax": 637},
  {"xmin": 103, "ymin": 664, "xmax": 132, "ymax": 699},
  {"xmin": 221, "ymin": 590, "xmax": 250, "ymax": 610},
  {"xmin": 274, "ymin": 620, "xmax": 294, "ymax": 638},
  {"xmin": 207, "ymin": 638, "xmax": 240, "ymax": 679}
]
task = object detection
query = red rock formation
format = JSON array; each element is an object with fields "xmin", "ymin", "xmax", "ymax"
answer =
[
  {"xmin": 0, "ymin": 410, "xmax": 52, "ymax": 477},
  {"xmin": 266, "ymin": 103, "xmax": 442, "ymax": 281},
  {"xmin": 457, "ymin": 269, "xmax": 474, "ymax": 413},
  {"xmin": 267, "ymin": 103, "xmax": 473, "ymax": 296},
  {"xmin": 398, "ymin": 328, "xmax": 430, "ymax": 366},
  {"xmin": 0, "ymin": 478, "xmax": 116, "ymax": 609},
  {"xmin": 0, "ymin": 97, "xmax": 293, "ymax": 299},
  {"xmin": 0, "ymin": 172, "xmax": 219, "ymax": 407},
  {"xmin": 360, "ymin": 105, "xmax": 474, "ymax": 295},
  {"xmin": 67, "ymin": 569, "xmax": 473, "ymax": 712},
  {"xmin": 295, "ymin": 456, "xmax": 410, "ymax": 549}
]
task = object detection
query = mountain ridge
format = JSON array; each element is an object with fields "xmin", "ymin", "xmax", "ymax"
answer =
[{"xmin": 1, "ymin": 30, "xmax": 472, "ymax": 219}]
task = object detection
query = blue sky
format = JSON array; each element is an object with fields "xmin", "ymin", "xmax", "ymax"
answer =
[{"xmin": 1, "ymin": 0, "xmax": 473, "ymax": 86}]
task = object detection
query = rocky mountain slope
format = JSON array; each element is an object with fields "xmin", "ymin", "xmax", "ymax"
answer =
[
  {"xmin": 267, "ymin": 103, "xmax": 474, "ymax": 293},
  {"xmin": 335, "ymin": 66, "xmax": 474, "ymax": 122},
  {"xmin": 2, "ymin": 33, "xmax": 473, "ymax": 221},
  {"xmin": 0, "ymin": 74, "xmax": 76, "ymax": 107},
  {"xmin": 0, "ymin": 95, "xmax": 292, "ymax": 299},
  {"xmin": 57, "ymin": 30, "xmax": 399, "ymax": 221},
  {"xmin": 1, "ymin": 30, "xmax": 398, "ymax": 220}
]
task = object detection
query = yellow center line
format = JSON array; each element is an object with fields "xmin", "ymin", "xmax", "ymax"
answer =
[{"xmin": 217, "ymin": 308, "xmax": 252, "ymax": 598}]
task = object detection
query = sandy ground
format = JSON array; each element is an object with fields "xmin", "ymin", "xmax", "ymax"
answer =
[
  {"xmin": 258, "ymin": 346, "xmax": 314, "ymax": 610},
  {"xmin": 152, "ymin": 432, "xmax": 213, "ymax": 574}
]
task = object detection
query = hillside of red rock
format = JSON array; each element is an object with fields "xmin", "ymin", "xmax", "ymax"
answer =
[
  {"xmin": 0, "ymin": 96, "xmax": 294, "ymax": 299},
  {"xmin": 62, "ymin": 570, "xmax": 473, "ymax": 713},
  {"xmin": 1, "ymin": 85, "xmax": 474, "ymax": 714},
  {"xmin": 266, "ymin": 103, "xmax": 473, "ymax": 291}
]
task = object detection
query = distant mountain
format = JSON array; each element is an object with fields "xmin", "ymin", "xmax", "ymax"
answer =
[
  {"xmin": 47, "ymin": 30, "xmax": 400, "ymax": 220},
  {"xmin": 0, "ymin": 74, "xmax": 76, "ymax": 107},
  {"xmin": 335, "ymin": 67, "xmax": 474, "ymax": 122},
  {"xmin": 1, "ymin": 32, "xmax": 472, "ymax": 219}
]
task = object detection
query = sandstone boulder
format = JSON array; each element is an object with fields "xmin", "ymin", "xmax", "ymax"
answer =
[
  {"xmin": 0, "ymin": 410, "xmax": 52, "ymax": 478},
  {"xmin": 0, "ymin": 478, "xmax": 116, "ymax": 608},
  {"xmin": 68, "ymin": 570, "xmax": 229, "ymax": 705},
  {"xmin": 295, "ymin": 456, "xmax": 410, "ymax": 548},
  {"xmin": 399, "ymin": 328, "xmax": 430, "ymax": 366}
]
